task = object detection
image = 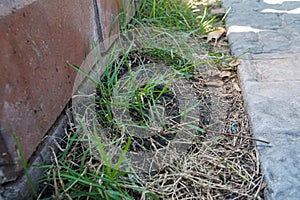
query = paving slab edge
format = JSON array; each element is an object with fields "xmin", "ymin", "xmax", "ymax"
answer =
[
  {"xmin": 222, "ymin": 0, "xmax": 300, "ymax": 198},
  {"xmin": 237, "ymin": 59, "xmax": 300, "ymax": 200}
]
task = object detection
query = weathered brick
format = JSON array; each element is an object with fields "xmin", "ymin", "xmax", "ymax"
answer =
[
  {"xmin": 0, "ymin": 0, "xmax": 134, "ymax": 187},
  {"xmin": 0, "ymin": 0, "xmax": 97, "ymax": 183}
]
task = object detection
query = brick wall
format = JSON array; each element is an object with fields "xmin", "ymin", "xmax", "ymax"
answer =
[{"xmin": 0, "ymin": 0, "xmax": 134, "ymax": 187}]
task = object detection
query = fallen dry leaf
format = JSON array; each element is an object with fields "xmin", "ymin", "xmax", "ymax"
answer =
[
  {"xmin": 205, "ymin": 70, "xmax": 231, "ymax": 79},
  {"xmin": 219, "ymin": 71, "xmax": 231, "ymax": 78},
  {"xmin": 260, "ymin": 182, "xmax": 267, "ymax": 191},
  {"xmin": 233, "ymin": 82, "xmax": 241, "ymax": 92},
  {"xmin": 221, "ymin": 67, "xmax": 233, "ymax": 71},
  {"xmin": 229, "ymin": 59, "xmax": 241, "ymax": 68},
  {"xmin": 204, "ymin": 80, "xmax": 224, "ymax": 87},
  {"xmin": 206, "ymin": 27, "xmax": 226, "ymax": 45}
]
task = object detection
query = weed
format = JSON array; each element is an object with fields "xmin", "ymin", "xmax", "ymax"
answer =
[
  {"xmin": 39, "ymin": 0, "xmax": 263, "ymax": 199},
  {"xmin": 38, "ymin": 121, "xmax": 155, "ymax": 199},
  {"xmin": 11, "ymin": 130, "xmax": 37, "ymax": 198},
  {"xmin": 132, "ymin": 0, "xmax": 217, "ymax": 34}
]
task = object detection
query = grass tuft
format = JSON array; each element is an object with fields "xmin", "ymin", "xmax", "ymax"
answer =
[{"xmin": 38, "ymin": 0, "xmax": 264, "ymax": 199}]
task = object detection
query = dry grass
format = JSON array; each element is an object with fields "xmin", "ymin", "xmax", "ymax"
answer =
[
  {"xmin": 38, "ymin": 0, "xmax": 266, "ymax": 199},
  {"xmin": 39, "ymin": 60, "xmax": 265, "ymax": 200},
  {"xmin": 126, "ymin": 66, "xmax": 265, "ymax": 199}
]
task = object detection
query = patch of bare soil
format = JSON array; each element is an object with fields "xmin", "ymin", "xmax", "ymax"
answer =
[
  {"xmin": 39, "ymin": 35, "xmax": 265, "ymax": 200},
  {"xmin": 129, "ymin": 63, "xmax": 265, "ymax": 199}
]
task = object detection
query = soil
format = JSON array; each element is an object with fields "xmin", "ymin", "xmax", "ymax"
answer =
[
  {"xmin": 93, "ymin": 46, "xmax": 265, "ymax": 199},
  {"xmin": 39, "ymin": 36, "xmax": 265, "ymax": 199}
]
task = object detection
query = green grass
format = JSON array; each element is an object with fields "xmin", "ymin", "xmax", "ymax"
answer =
[
  {"xmin": 130, "ymin": 0, "xmax": 218, "ymax": 34},
  {"xmin": 96, "ymin": 46, "xmax": 195, "ymax": 129},
  {"xmin": 38, "ymin": 119, "xmax": 156, "ymax": 199},
  {"xmin": 37, "ymin": 0, "xmax": 235, "ymax": 199},
  {"xmin": 12, "ymin": 130, "xmax": 37, "ymax": 198}
]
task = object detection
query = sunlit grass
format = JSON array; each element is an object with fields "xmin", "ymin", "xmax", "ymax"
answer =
[{"xmin": 36, "ymin": 1, "xmax": 250, "ymax": 199}]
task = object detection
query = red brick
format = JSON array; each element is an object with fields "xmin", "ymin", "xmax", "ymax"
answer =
[
  {"xmin": 0, "ymin": 0, "xmax": 135, "ymax": 184},
  {"xmin": 98, "ymin": 0, "xmax": 135, "ymax": 39},
  {"xmin": 0, "ymin": 0, "xmax": 96, "ymax": 182}
]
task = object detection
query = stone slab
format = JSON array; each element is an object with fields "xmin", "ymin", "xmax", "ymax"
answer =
[
  {"xmin": 223, "ymin": 0, "xmax": 300, "ymax": 199},
  {"xmin": 256, "ymin": 134, "xmax": 300, "ymax": 200},
  {"xmin": 240, "ymin": 54, "xmax": 300, "ymax": 82},
  {"xmin": 240, "ymin": 80, "xmax": 300, "ymax": 137},
  {"xmin": 237, "ymin": 55, "xmax": 300, "ymax": 200},
  {"xmin": 224, "ymin": 0, "xmax": 300, "ymax": 56}
]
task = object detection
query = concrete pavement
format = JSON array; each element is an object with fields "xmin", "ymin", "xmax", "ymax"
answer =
[{"xmin": 222, "ymin": 0, "xmax": 300, "ymax": 199}]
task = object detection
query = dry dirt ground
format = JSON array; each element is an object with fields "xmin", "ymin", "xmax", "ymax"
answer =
[
  {"xmin": 39, "ymin": 33, "xmax": 266, "ymax": 200},
  {"xmin": 125, "ymin": 54, "xmax": 266, "ymax": 199}
]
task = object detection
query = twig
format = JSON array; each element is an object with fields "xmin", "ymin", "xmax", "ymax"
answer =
[{"xmin": 222, "ymin": 133, "xmax": 270, "ymax": 144}]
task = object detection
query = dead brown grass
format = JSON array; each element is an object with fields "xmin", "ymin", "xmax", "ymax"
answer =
[{"xmin": 125, "ymin": 65, "xmax": 265, "ymax": 199}]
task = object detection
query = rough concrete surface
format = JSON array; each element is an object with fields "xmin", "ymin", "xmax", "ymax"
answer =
[{"xmin": 223, "ymin": 0, "xmax": 300, "ymax": 199}]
